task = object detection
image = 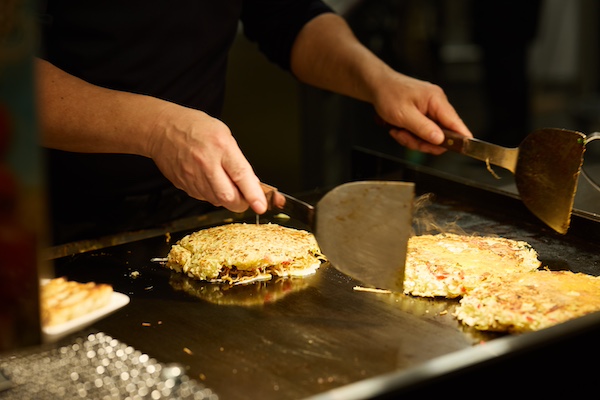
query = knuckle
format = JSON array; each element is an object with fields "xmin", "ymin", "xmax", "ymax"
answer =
[{"xmin": 216, "ymin": 189, "xmax": 236, "ymax": 205}]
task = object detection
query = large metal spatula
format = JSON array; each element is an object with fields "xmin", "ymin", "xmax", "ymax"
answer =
[
  {"xmin": 442, "ymin": 128, "xmax": 585, "ymax": 234},
  {"xmin": 262, "ymin": 181, "xmax": 414, "ymax": 292}
]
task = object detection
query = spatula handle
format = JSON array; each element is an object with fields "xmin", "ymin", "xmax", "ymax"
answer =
[
  {"xmin": 440, "ymin": 130, "xmax": 517, "ymax": 172},
  {"xmin": 375, "ymin": 115, "xmax": 517, "ymax": 172},
  {"xmin": 259, "ymin": 182, "xmax": 286, "ymax": 210},
  {"xmin": 440, "ymin": 129, "xmax": 470, "ymax": 153},
  {"xmin": 375, "ymin": 114, "xmax": 470, "ymax": 152}
]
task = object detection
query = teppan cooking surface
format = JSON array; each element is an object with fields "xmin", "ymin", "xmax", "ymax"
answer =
[
  {"xmin": 51, "ymin": 229, "xmax": 480, "ymax": 400},
  {"xmin": 50, "ymin": 151, "xmax": 600, "ymax": 399}
]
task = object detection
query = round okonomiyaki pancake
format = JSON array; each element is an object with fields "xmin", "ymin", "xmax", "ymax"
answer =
[
  {"xmin": 454, "ymin": 270, "xmax": 600, "ymax": 333},
  {"xmin": 404, "ymin": 233, "xmax": 541, "ymax": 298},
  {"xmin": 165, "ymin": 223, "xmax": 326, "ymax": 285}
]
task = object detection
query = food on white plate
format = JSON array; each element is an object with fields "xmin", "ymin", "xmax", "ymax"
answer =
[
  {"xmin": 455, "ymin": 270, "xmax": 600, "ymax": 333},
  {"xmin": 404, "ymin": 233, "xmax": 541, "ymax": 298},
  {"xmin": 165, "ymin": 223, "xmax": 326, "ymax": 285},
  {"xmin": 40, "ymin": 277, "xmax": 113, "ymax": 327}
]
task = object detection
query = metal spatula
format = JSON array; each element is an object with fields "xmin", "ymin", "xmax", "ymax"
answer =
[
  {"xmin": 262, "ymin": 181, "xmax": 414, "ymax": 292},
  {"xmin": 442, "ymin": 128, "xmax": 586, "ymax": 234}
]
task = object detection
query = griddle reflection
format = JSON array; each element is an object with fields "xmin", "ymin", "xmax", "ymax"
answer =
[
  {"xmin": 359, "ymin": 289, "xmax": 457, "ymax": 317},
  {"xmin": 169, "ymin": 272, "xmax": 318, "ymax": 307},
  {"xmin": 364, "ymin": 291, "xmax": 503, "ymax": 343}
]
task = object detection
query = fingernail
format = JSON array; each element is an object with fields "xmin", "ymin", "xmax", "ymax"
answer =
[
  {"xmin": 252, "ymin": 200, "xmax": 267, "ymax": 214},
  {"xmin": 430, "ymin": 131, "xmax": 443, "ymax": 143}
]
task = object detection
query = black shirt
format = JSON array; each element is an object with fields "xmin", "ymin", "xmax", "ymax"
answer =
[{"xmin": 39, "ymin": 0, "xmax": 333, "ymax": 243}]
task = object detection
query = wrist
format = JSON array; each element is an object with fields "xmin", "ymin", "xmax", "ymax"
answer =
[{"xmin": 142, "ymin": 99, "xmax": 182, "ymax": 159}]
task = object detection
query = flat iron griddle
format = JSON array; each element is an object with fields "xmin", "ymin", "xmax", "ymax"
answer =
[{"xmin": 47, "ymin": 150, "xmax": 600, "ymax": 399}]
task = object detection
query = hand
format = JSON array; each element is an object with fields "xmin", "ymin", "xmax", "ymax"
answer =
[
  {"xmin": 372, "ymin": 72, "xmax": 472, "ymax": 155},
  {"xmin": 147, "ymin": 104, "xmax": 268, "ymax": 214},
  {"xmin": 36, "ymin": 59, "xmax": 270, "ymax": 215}
]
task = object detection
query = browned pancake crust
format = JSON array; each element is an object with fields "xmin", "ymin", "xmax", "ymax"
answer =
[
  {"xmin": 166, "ymin": 223, "xmax": 325, "ymax": 284},
  {"xmin": 404, "ymin": 233, "xmax": 541, "ymax": 298},
  {"xmin": 455, "ymin": 270, "xmax": 600, "ymax": 333}
]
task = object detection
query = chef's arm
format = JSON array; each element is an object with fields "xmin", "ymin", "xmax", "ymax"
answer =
[
  {"xmin": 37, "ymin": 58, "xmax": 170, "ymax": 155},
  {"xmin": 289, "ymin": 13, "xmax": 472, "ymax": 154},
  {"xmin": 36, "ymin": 58, "xmax": 268, "ymax": 214}
]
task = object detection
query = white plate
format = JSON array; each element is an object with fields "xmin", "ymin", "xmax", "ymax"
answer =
[{"xmin": 41, "ymin": 280, "xmax": 130, "ymax": 343}]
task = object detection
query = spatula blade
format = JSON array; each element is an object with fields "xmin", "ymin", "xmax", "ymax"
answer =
[
  {"xmin": 315, "ymin": 181, "xmax": 414, "ymax": 292},
  {"xmin": 516, "ymin": 128, "xmax": 586, "ymax": 234}
]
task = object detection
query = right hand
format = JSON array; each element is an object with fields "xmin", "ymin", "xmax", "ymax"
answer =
[
  {"xmin": 371, "ymin": 73, "xmax": 472, "ymax": 155},
  {"xmin": 146, "ymin": 104, "xmax": 268, "ymax": 214}
]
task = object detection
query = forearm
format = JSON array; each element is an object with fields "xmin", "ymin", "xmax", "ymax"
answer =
[
  {"xmin": 289, "ymin": 12, "xmax": 471, "ymax": 153},
  {"xmin": 36, "ymin": 58, "xmax": 269, "ymax": 214},
  {"xmin": 290, "ymin": 13, "xmax": 392, "ymax": 104},
  {"xmin": 36, "ymin": 58, "xmax": 170, "ymax": 157}
]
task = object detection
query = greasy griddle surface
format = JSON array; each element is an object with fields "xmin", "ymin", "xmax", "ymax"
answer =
[{"xmin": 52, "ymin": 183, "xmax": 600, "ymax": 400}]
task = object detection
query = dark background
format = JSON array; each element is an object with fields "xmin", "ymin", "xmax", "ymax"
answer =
[{"xmin": 222, "ymin": 0, "xmax": 600, "ymax": 214}]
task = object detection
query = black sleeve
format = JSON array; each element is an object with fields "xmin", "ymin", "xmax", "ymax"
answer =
[{"xmin": 241, "ymin": 0, "xmax": 334, "ymax": 70}]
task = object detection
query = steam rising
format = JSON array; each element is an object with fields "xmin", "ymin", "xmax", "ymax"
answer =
[{"xmin": 411, "ymin": 193, "xmax": 466, "ymax": 237}]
